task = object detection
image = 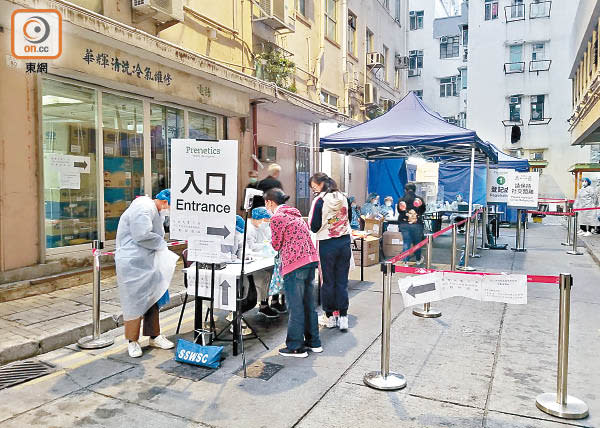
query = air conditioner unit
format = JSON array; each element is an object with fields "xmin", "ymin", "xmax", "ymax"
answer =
[
  {"xmin": 364, "ymin": 83, "xmax": 378, "ymax": 105},
  {"xmin": 256, "ymin": 0, "xmax": 295, "ymax": 31},
  {"xmin": 258, "ymin": 145, "xmax": 277, "ymax": 163},
  {"xmin": 367, "ymin": 52, "xmax": 385, "ymax": 68},
  {"xmin": 440, "ymin": 36, "xmax": 448, "ymax": 43},
  {"xmin": 380, "ymin": 98, "xmax": 395, "ymax": 111},
  {"xmin": 408, "ymin": 68, "xmax": 420, "ymax": 77},
  {"xmin": 409, "ymin": 10, "xmax": 415, "ymax": 16},
  {"xmin": 394, "ymin": 55, "xmax": 409, "ymax": 69},
  {"xmin": 132, "ymin": 0, "xmax": 184, "ymax": 22}
]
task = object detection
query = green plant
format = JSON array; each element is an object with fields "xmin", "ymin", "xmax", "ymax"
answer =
[{"xmin": 255, "ymin": 49, "xmax": 296, "ymax": 91}]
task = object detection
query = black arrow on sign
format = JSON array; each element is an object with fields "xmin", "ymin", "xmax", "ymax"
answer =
[
  {"xmin": 406, "ymin": 282, "xmax": 436, "ymax": 298},
  {"xmin": 220, "ymin": 280, "xmax": 230, "ymax": 306},
  {"xmin": 207, "ymin": 225, "xmax": 230, "ymax": 239},
  {"xmin": 73, "ymin": 161, "xmax": 88, "ymax": 169}
]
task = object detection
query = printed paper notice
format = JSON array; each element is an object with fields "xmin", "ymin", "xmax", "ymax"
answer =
[
  {"xmin": 440, "ymin": 272, "xmax": 482, "ymax": 300},
  {"xmin": 59, "ymin": 171, "xmax": 80, "ymax": 189},
  {"xmin": 482, "ymin": 274, "xmax": 527, "ymax": 304},
  {"xmin": 398, "ymin": 272, "xmax": 443, "ymax": 307}
]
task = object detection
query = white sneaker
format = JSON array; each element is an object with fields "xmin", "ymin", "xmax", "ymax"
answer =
[
  {"xmin": 338, "ymin": 316, "xmax": 349, "ymax": 331},
  {"xmin": 149, "ymin": 335, "xmax": 175, "ymax": 350},
  {"xmin": 583, "ymin": 231, "xmax": 592, "ymax": 237},
  {"xmin": 319, "ymin": 314, "xmax": 337, "ymax": 328},
  {"xmin": 128, "ymin": 341, "xmax": 142, "ymax": 358}
]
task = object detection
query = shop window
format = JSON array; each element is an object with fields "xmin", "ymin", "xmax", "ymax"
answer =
[
  {"xmin": 102, "ymin": 93, "xmax": 144, "ymax": 241},
  {"xmin": 42, "ymin": 79, "xmax": 98, "ymax": 249},
  {"xmin": 189, "ymin": 111, "xmax": 218, "ymax": 140},
  {"xmin": 150, "ymin": 104, "xmax": 183, "ymax": 197}
]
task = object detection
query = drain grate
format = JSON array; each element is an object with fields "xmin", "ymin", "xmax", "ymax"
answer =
[
  {"xmin": 0, "ymin": 360, "xmax": 56, "ymax": 390},
  {"xmin": 235, "ymin": 360, "xmax": 283, "ymax": 381}
]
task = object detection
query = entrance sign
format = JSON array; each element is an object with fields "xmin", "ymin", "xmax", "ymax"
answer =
[
  {"xmin": 507, "ymin": 171, "xmax": 539, "ymax": 208},
  {"xmin": 170, "ymin": 139, "xmax": 238, "ymax": 263},
  {"xmin": 399, "ymin": 272, "xmax": 527, "ymax": 306},
  {"xmin": 487, "ymin": 168, "xmax": 511, "ymax": 203}
]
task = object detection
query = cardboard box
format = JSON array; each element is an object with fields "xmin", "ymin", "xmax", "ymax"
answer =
[
  {"xmin": 364, "ymin": 218, "xmax": 384, "ymax": 237},
  {"xmin": 383, "ymin": 231, "xmax": 403, "ymax": 258},
  {"xmin": 353, "ymin": 236, "xmax": 380, "ymax": 266}
]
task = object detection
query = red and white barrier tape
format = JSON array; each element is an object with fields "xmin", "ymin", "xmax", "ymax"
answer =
[
  {"xmin": 572, "ymin": 206, "xmax": 600, "ymax": 212},
  {"xmin": 524, "ymin": 210, "xmax": 574, "ymax": 217},
  {"xmin": 391, "ymin": 265, "xmax": 559, "ymax": 284},
  {"xmin": 93, "ymin": 240, "xmax": 187, "ymax": 257}
]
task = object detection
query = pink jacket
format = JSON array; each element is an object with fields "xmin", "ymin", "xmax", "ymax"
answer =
[{"xmin": 270, "ymin": 205, "xmax": 320, "ymax": 276}]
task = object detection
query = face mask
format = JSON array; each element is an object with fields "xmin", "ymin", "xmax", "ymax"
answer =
[
  {"xmin": 249, "ymin": 177, "xmax": 258, "ymax": 184},
  {"xmin": 385, "ymin": 202, "xmax": 392, "ymax": 207},
  {"xmin": 159, "ymin": 209, "xmax": 169, "ymax": 218},
  {"xmin": 374, "ymin": 200, "xmax": 379, "ymax": 205},
  {"xmin": 583, "ymin": 181, "xmax": 589, "ymax": 187}
]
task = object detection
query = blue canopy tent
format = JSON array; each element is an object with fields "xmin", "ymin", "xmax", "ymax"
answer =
[{"xmin": 321, "ymin": 92, "xmax": 498, "ymax": 216}]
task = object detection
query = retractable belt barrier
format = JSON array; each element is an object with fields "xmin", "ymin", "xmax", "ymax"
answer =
[
  {"xmin": 77, "ymin": 239, "xmax": 187, "ymax": 350},
  {"xmin": 387, "ymin": 209, "xmax": 483, "ymax": 319},
  {"xmin": 364, "ymin": 261, "xmax": 590, "ymax": 420}
]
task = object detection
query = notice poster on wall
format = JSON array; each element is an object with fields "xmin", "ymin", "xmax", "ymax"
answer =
[
  {"xmin": 487, "ymin": 168, "xmax": 511, "ymax": 203},
  {"xmin": 170, "ymin": 139, "xmax": 238, "ymax": 263},
  {"xmin": 416, "ymin": 162, "xmax": 439, "ymax": 183},
  {"xmin": 506, "ymin": 171, "xmax": 539, "ymax": 208}
]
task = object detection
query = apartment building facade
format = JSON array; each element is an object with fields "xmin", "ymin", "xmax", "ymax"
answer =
[
  {"xmin": 467, "ymin": 0, "xmax": 577, "ymax": 197},
  {"xmin": 569, "ymin": 0, "xmax": 600, "ymax": 194}
]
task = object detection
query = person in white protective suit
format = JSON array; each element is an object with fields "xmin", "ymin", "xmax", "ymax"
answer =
[
  {"xmin": 115, "ymin": 189, "xmax": 177, "ymax": 358},
  {"xmin": 574, "ymin": 178, "xmax": 600, "ymax": 237}
]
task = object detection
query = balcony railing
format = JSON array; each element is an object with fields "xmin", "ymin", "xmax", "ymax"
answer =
[
  {"xmin": 408, "ymin": 68, "xmax": 422, "ymax": 77},
  {"xmin": 529, "ymin": 59, "xmax": 551, "ymax": 72},
  {"xmin": 504, "ymin": 4, "xmax": 525, "ymax": 22},
  {"xmin": 529, "ymin": 117, "xmax": 552, "ymax": 125},
  {"xmin": 530, "ymin": 1, "xmax": 551, "ymax": 19},
  {"xmin": 504, "ymin": 62, "xmax": 525, "ymax": 74}
]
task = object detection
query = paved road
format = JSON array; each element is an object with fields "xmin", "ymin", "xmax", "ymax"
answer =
[{"xmin": 0, "ymin": 224, "xmax": 598, "ymax": 427}]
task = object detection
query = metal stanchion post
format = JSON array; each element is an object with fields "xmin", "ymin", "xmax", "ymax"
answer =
[
  {"xmin": 535, "ymin": 274, "xmax": 588, "ymax": 419},
  {"xmin": 512, "ymin": 209, "xmax": 526, "ymax": 252},
  {"xmin": 364, "ymin": 261, "xmax": 407, "ymax": 391},
  {"xmin": 458, "ymin": 217, "xmax": 475, "ymax": 271},
  {"xmin": 561, "ymin": 211, "xmax": 572, "ymax": 246},
  {"xmin": 451, "ymin": 226, "xmax": 457, "ymax": 271},
  {"xmin": 78, "ymin": 240, "xmax": 114, "ymax": 349},
  {"xmin": 470, "ymin": 211, "xmax": 480, "ymax": 258},
  {"xmin": 478, "ymin": 207, "xmax": 489, "ymax": 250},
  {"xmin": 566, "ymin": 213, "xmax": 583, "ymax": 256},
  {"xmin": 412, "ymin": 236, "xmax": 441, "ymax": 318}
]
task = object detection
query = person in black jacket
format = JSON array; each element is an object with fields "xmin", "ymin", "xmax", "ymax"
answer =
[
  {"xmin": 397, "ymin": 183, "xmax": 426, "ymax": 265},
  {"xmin": 258, "ymin": 163, "xmax": 283, "ymax": 194}
]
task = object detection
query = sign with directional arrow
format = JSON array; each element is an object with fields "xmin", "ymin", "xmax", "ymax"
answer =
[
  {"xmin": 184, "ymin": 268, "xmax": 237, "ymax": 311},
  {"xmin": 399, "ymin": 272, "xmax": 443, "ymax": 306},
  {"xmin": 170, "ymin": 139, "xmax": 238, "ymax": 263}
]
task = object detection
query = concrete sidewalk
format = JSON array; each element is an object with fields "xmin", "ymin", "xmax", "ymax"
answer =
[
  {"xmin": 0, "ymin": 223, "xmax": 597, "ymax": 428},
  {"xmin": 0, "ymin": 266, "xmax": 188, "ymax": 365}
]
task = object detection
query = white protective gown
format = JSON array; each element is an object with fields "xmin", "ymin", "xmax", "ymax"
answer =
[
  {"xmin": 573, "ymin": 185, "xmax": 600, "ymax": 227},
  {"xmin": 115, "ymin": 196, "xmax": 169, "ymax": 321}
]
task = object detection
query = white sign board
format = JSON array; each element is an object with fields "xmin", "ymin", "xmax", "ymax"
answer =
[
  {"xmin": 507, "ymin": 171, "xmax": 539, "ymax": 208},
  {"xmin": 185, "ymin": 268, "xmax": 236, "ymax": 311},
  {"xmin": 45, "ymin": 153, "xmax": 91, "ymax": 173},
  {"xmin": 170, "ymin": 139, "xmax": 238, "ymax": 263},
  {"xmin": 486, "ymin": 168, "xmax": 511, "ymax": 203},
  {"xmin": 416, "ymin": 162, "xmax": 439, "ymax": 183},
  {"xmin": 399, "ymin": 272, "xmax": 527, "ymax": 306}
]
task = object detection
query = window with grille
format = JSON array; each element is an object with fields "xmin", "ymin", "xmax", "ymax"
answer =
[
  {"xmin": 440, "ymin": 37, "xmax": 460, "ymax": 59},
  {"xmin": 440, "ymin": 77, "xmax": 458, "ymax": 97},
  {"xmin": 530, "ymin": 95, "xmax": 544, "ymax": 121},
  {"xmin": 485, "ymin": 0, "xmax": 498, "ymax": 20}
]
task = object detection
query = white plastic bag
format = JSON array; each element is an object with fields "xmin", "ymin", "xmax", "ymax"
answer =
[{"xmin": 154, "ymin": 248, "xmax": 180, "ymax": 294}]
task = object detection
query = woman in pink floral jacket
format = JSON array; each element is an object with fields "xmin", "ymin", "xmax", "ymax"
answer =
[{"xmin": 264, "ymin": 188, "xmax": 321, "ymax": 358}]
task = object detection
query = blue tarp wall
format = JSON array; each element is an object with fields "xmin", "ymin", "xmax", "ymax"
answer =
[
  {"xmin": 438, "ymin": 164, "xmax": 487, "ymax": 206},
  {"xmin": 367, "ymin": 159, "xmax": 408, "ymax": 202}
]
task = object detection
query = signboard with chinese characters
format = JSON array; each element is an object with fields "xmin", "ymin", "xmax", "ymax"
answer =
[
  {"xmin": 487, "ymin": 168, "xmax": 511, "ymax": 203},
  {"xmin": 398, "ymin": 272, "xmax": 527, "ymax": 306},
  {"xmin": 507, "ymin": 171, "xmax": 539, "ymax": 208},
  {"xmin": 170, "ymin": 139, "xmax": 238, "ymax": 263}
]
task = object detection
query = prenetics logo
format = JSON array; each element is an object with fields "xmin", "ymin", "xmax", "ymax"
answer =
[{"xmin": 11, "ymin": 9, "xmax": 62, "ymax": 59}]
